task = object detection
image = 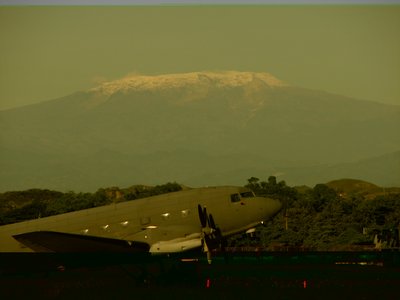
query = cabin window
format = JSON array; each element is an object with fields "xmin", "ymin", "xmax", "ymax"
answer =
[
  {"xmin": 120, "ymin": 221, "xmax": 129, "ymax": 227},
  {"xmin": 240, "ymin": 191, "xmax": 255, "ymax": 198},
  {"xmin": 230, "ymin": 193, "xmax": 241, "ymax": 203},
  {"xmin": 181, "ymin": 209, "xmax": 189, "ymax": 218}
]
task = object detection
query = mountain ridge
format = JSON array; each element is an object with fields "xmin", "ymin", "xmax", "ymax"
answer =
[{"xmin": 1, "ymin": 71, "xmax": 399, "ymax": 191}]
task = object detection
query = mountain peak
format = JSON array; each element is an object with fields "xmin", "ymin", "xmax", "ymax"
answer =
[{"xmin": 89, "ymin": 71, "xmax": 287, "ymax": 96}]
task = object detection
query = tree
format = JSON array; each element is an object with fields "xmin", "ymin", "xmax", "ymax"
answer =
[{"xmin": 310, "ymin": 184, "xmax": 338, "ymax": 212}]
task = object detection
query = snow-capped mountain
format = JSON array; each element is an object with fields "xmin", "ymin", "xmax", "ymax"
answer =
[{"xmin": 1, "ymin": 71, "xmax": 399, "ymax": 191}]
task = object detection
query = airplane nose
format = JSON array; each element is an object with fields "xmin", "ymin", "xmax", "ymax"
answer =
[
  {"xmin": 272, "ymin": 198, "xmax": 283, "ymax": 214},
  {"xmin": 263, "ymin": 197, "xmax": 282, "ymax": 215}
]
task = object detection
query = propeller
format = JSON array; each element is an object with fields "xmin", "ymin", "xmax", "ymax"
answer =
[
  {"xmin": 197, "ymin": 204, "xmax": 226, "ymax": 264},
  {"xmin": 198, "ymin": 205, "xmax": 207, "ymax": 228}
]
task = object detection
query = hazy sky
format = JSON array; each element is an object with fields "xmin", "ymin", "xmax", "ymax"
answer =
[{"xmin": 0, "ymin": 5, "xmax": 399, "ymax": 110}]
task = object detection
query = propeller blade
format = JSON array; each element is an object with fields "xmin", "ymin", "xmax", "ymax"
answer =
[
  {"xmin": 208, "ymin": 214, "xmax": 216, "ymax": 229},
  {"xmin": 214, "ymin": 227, "xmax": 222, "ymax": 239},
  {"xmin": 198, "ymin": 204, "xmax": 207, "ymax": 228},
  {"xmin": 204, "ymin": 234, "xmax": 216, "ymax": 250},
  {"xmin": 198, "ymin": 204, "xmax": 226, "ymax": 263},
  {"xmin": 214, "ymin": 227, "xmax": 226, "ymax": 251},
  {"xmin": 203, "ymin": 207, "xmax": 210, "ymax": 229}
]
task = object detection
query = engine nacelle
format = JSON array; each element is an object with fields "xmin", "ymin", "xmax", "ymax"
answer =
[{"xmin": 149, "ymin": 233, "xmax": 202, "ymax": 253}]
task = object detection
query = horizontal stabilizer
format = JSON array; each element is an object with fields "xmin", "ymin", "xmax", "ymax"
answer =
[{"xmin": 13, "ymin": 231, "xmax": 150, "ymax": 253}]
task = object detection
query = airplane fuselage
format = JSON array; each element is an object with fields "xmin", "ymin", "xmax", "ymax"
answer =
[{"xmin": 0, "ymin": 186, "xmax": 282, "ymax": 252}]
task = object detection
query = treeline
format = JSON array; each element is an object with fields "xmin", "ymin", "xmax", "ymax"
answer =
[
  {"xmin": 228, "ymin": 176, "xmax": 400, "ymax": 250},
  {"xmin": 1, "ymin": 178, "xmax": 399, "ymax": 251},
  {"xmin": 0, "ymin": 182, "xmax": 182, "ymax": 225}
]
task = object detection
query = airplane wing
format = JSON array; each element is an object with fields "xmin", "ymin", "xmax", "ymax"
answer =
[
  {"xmin": 13, "ymin": 231, "xmax": 150, "ymax": 253},
  {"xmin": 12, "ymin": 227, "xmax": 203, "ymax": 253},
  {"xmin": 11, "ymin": 205, "xmax": 225, "ymax": 254}
]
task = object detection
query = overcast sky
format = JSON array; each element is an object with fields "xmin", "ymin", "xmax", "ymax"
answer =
[
  {"xmin": 1, "ymin": 1, "xmax": 400, "ymax": 4},
  {"xmin": 0, "ymin": 4, "xmax": 399, "ymax": 110}
]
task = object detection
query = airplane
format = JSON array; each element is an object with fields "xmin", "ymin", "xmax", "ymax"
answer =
[{"xmin": 0, "ymin": 186, "xmax": 282, "ymax": 258}]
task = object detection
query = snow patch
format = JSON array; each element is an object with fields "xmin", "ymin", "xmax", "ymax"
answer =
[{"xmin": 89, "ymin": 71, "xmax": 287, "ymax": 97}]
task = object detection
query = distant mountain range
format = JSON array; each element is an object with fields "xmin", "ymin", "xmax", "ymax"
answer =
[{"xmin": 1, "ymin": 71, "xmax": 399, "ymax": 191}]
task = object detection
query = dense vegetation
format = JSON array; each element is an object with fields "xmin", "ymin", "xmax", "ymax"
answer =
[
  {"xmin": 230, "ymin": 177, "xmax": 400, "ymax": 250},
  {"xmin": 0, "ymin": 182, "xmax": 182, "ymax": 225},
  {"xmin": 0, "ymin": 178, "xmax": 399, "ymax": 251}
]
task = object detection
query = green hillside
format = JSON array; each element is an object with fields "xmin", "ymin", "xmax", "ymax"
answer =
[{"xmin": 326, "ymin": 178, "xmax": 400, "ymax": 200}]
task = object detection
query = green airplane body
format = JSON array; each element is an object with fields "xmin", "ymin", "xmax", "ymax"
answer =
[{"xmin": 0, "ymin": 186, "xmax": 281, "ymax": 253}]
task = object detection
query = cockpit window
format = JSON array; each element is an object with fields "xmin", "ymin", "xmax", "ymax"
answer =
[
  {"xmin": 230, "ymin": 193, "xmax": 241, "ymax": 203},
  {"xmin": 240, "ymin": 191, "xmax": 255, "ymax": 198}
]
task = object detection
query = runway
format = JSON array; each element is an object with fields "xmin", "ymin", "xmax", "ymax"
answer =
[{"xmin": 1, "ymin": 251, "xmax": 399, "ymax": 299}]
